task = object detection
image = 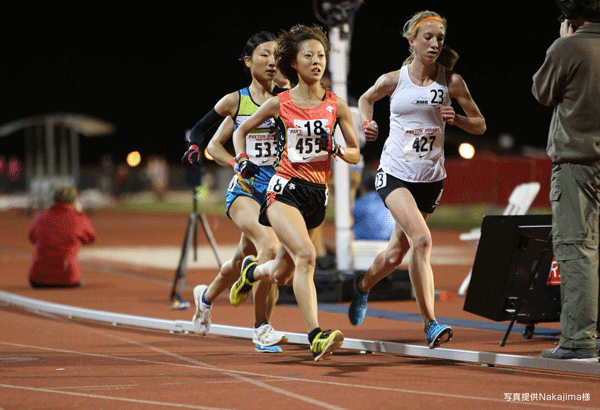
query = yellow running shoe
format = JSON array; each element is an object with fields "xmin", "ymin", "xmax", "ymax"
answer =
[
  {"xmin": 229, "ymin": 255, "xmax": 257, "ymax": 307},
  {"xmin": 310, "ymin": 330, "xmax": 344, "ymax": 361}
]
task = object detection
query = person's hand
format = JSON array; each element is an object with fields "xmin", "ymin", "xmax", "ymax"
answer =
[
  {"xmin": 237, "ymin": 159, "xmax": 259, "ymax": 178},
  {"xmin": 181, "ymin": 144, "xmax": 200, "ymax": 169},
  {"xmin": 316, "ymin": 129, "xmax": 340, "ymax": 155},
  {"xmin": 437, "ymin": 106, "xmax": 456, "ymax": 125},
  {"xmin": 560, "ymin": 19, "xmax": 576, "ymax": 37},
  {"xmin": 362, "ymin": 120, "xmax": 379, "ymax": 141}
]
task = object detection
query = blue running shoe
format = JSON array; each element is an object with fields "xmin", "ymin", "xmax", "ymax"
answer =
[
  {"xmin": 255, "ymin": 344, "xmax": 283, "ymax": 353},
  {"xmin": 348, "ymin": 273, "xmax": 369, "ymax": 326},
  {"xmin": 425, "ymin": 320, "xmax": 453, "ymax": 349}
]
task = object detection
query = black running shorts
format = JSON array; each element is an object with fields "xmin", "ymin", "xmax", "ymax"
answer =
[
  {"xmin": 259, "ymin": 175, "xmax": 328, "ymax": 230},
  {"xmin": 375, "ymin": 169, "xmax": 444, "ymax": 214}
]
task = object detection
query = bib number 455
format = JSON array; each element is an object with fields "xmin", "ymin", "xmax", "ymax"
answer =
[{"xmin": 287, "ymin": 119, "xmax": 331, "ymax": 163}]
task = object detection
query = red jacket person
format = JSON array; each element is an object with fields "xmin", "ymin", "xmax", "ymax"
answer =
[{"xmin": 28, "ymin": 186, "xmax": 96, "ymax": 287}]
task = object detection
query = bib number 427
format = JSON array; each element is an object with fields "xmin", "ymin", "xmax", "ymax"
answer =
[{"xmin": 412, "ymin": 135, "xmax": 436, "ymax": 154}]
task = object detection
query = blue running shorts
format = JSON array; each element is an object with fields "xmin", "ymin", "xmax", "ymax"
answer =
[{"xmin": 225, "ymin": 166, "xmax": 275, "ymax": 218}]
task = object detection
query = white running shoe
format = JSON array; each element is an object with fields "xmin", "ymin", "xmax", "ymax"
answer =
[
  {"xmin": 192, "ymin": 285, "xmax": 211, "ymax": 336},
  {"xmin": 252, "ymin": 323, "xmax": 288, "ymax": 347}
]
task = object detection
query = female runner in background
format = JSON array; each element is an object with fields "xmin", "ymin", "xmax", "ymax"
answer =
[{"xmin": 182, "ymin": 31, "xmax": 288, "ymax": 351}]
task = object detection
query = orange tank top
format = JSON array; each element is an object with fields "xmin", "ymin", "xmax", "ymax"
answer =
[{"xmin": 274, "ymin": 89, "xmax": 339, "ymax": 185}]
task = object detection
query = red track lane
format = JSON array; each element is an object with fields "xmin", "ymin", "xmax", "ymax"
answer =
[{"xmin": 1, "ymin": 209, "xmax": 598, "ymax": 410}]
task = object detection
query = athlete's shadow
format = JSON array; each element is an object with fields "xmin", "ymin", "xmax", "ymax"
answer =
[{"xmin": 269, "ymin": 343, "xmax": 459, "ymax": 378}]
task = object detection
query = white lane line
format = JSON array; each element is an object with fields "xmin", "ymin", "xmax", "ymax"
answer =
[
  {"xmin": 2, "ymin": 305, "xmax": 350, "ymax": 410},
  {"xmin": 0, "ymin": 384, "xmax": 233, "ymax": 410},
  {"xmin": 1, "ymin": 341, "xmax": 596, "ymax": 410}
]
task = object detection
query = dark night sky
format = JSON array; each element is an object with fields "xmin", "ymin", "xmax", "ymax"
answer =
[{"xmin": 1, "ymin": 1, "xmax": 561, "ymax": 166}]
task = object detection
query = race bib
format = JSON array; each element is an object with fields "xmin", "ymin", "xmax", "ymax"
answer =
[
  {"xmin": 267, "ymin": 174, "xmax": 289, "ymax": 195},
  {"xmin": 286, "ymin": 119, "xmax": 330, "ymax": 163},
  {"xmin": 375, "ymin": 169, "xmax": 387, "ymax": 190},
  {"xmin": 227, "ymin": 174, "xmax": 239, "ymax": 192},
  {"xmin": 246, "ymin": 132, "xmax": 276, "ymax": 166},
  {"xmin": 403, "ymin": 128, "xmax": 442, "ymax": 161}
]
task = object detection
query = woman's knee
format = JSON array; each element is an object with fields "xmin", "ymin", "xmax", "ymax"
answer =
[
  {"xmin": 294, "ymin": 246, "xmax": 317, "ymax": 270},
  {"xmin": 410, "ymin": 232, "xmax": 433, "ymax": 257},
  {"xmin": 269, "ymin": 246, "xmax": 315, "ymax": 284}
]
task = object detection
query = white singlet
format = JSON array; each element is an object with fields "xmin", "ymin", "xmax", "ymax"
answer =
[{"xmin": 380, "ymin": 63, "xmax": 450, "ymax": 183}]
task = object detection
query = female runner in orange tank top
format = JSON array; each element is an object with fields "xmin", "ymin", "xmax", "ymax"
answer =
[{"xmin": 230, "ymin": 24, "xmax": 361, "ymax": 361}]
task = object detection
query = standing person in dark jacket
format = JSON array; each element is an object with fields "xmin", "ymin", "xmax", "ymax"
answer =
[
  {"xmin": 532, "ymin": 0, "xmax": 600, "ymax": 362},
  {"xmin": 28, "ymin": 186, "xmax": 95, "ymax": 288}
]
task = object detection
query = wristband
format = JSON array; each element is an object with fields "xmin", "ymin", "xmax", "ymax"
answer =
[
  {"xmin": 362, "ymin": 120, "xmax": 373, "ymax": 131},
  {"xmin": 235, "ymin": 153, "xmax": 249, "ymax": 163},
  {"xmin": 228, "ymin": 157, "xmax": 236, "ymax": 168}
]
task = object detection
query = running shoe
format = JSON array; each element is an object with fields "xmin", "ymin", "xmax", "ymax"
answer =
[
  {"xmin": 229, "ymin": 256, "xmax": 257, "ymax": 307},
  {"xmin": 192, "ymin": 285, "xmax": 211, "ymax": 336},
  {"xmin": 253, "ymin": 323, "xmax": 288, "ymax": 347},
  {"xmin": 348, "ymin": 273, "xmax": 369, "ymax": 326},
  {"xmin": 425, "ymin": 320, "xmax": 453, "ymax": 349},
  {"xmin": 310, "ymin": 330, "xmax": 344, "ymax": 361},
  {"xmin": 255, "ymin": 344, "xmax": 283, "ymax": 353},
  {"xmin": 541, "ymin": 346, "xmax": 598, "ymax": 362}
]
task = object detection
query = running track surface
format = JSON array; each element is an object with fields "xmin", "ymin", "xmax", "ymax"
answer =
[{"xmin": 1, "ymin": 208, "xmax": 598, "ymax": 410}]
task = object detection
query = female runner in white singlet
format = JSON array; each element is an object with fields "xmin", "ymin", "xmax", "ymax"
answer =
[{"xmin": 349, "ymin": 10, "xmax": 486, "ymax": 349}]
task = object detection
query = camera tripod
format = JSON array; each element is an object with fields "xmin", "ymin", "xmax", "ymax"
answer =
[{"xmin": 169, "ymin": 186, "xmax": 222, "ymax": 306}]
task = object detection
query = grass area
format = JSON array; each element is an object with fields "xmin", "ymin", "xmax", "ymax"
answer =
[{"xmin": 111, "ymin": 190, "xmax": 551, "ymax": 231}]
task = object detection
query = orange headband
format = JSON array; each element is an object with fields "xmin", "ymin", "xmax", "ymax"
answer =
[{"xmin": 411, "ymin": 16, "xmax": 444, "ymax": 37}]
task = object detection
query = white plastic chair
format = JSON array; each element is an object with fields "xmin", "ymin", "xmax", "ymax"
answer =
[{"xmin": 458, "ymin": 182, "xmax": 541, "ymax": 296}]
